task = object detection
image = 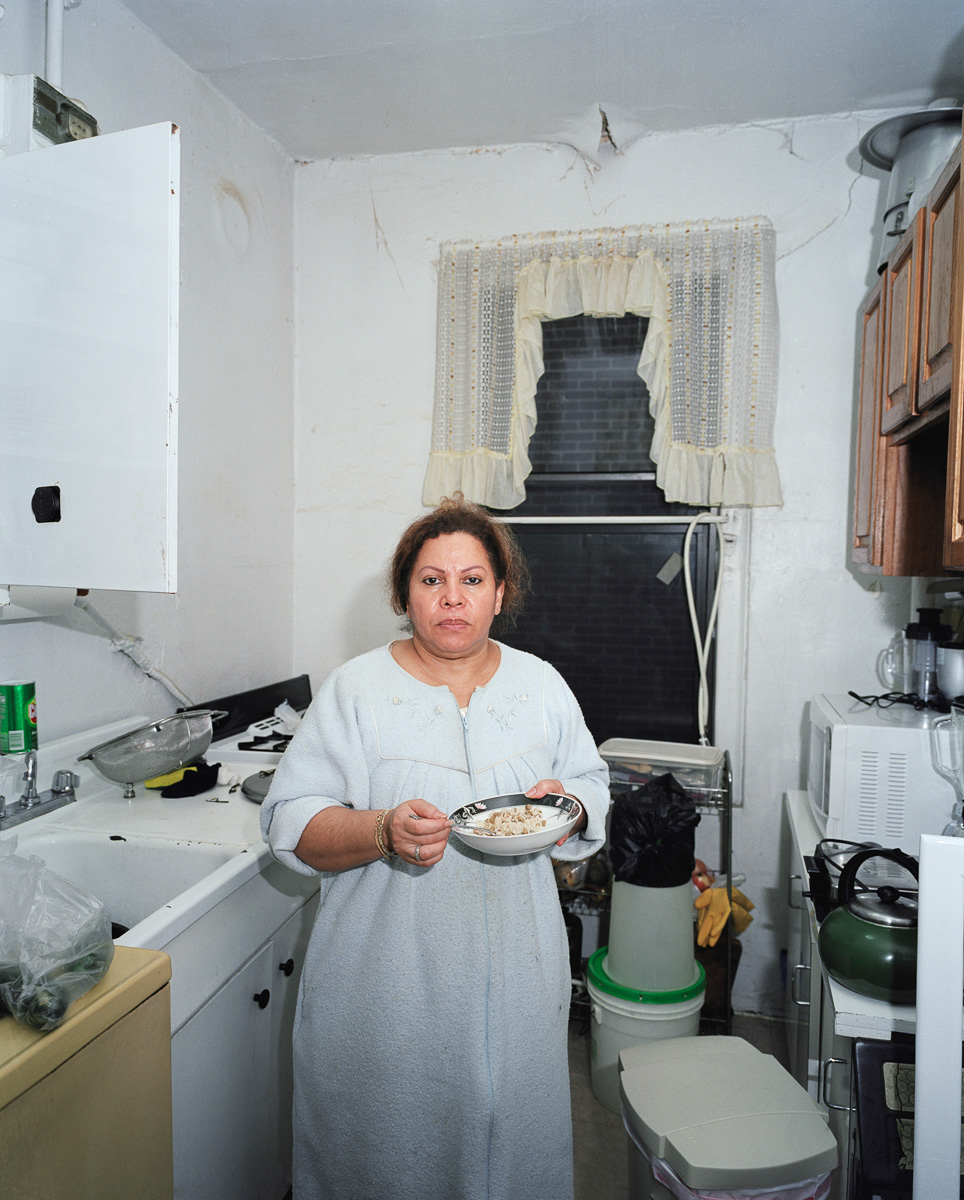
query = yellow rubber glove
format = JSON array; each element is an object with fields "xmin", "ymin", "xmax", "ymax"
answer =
[
  {"xmin": 730, "ymin": 886, "xmax": 755, "ymax": 914},
  {"xmin": 730, "ymin": 900, "xmax": 754, "ymax": 936},
  {"xmin": 695, "ymin": 887, "xmax": 731, "ymax": 947}
]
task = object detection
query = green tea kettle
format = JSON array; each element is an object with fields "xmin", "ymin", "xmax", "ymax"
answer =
[{"xmin": 817, "ymin": 847, "xmax": 919, "ymax": 1004}]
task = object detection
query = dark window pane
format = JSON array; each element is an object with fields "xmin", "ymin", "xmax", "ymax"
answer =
[{"xmin": 502, "ymin": 524, "xmax": 716, "ymax": 745}]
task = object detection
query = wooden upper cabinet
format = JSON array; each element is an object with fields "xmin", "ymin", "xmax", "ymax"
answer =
[
  {"xmin": 943, "ymin": 139, "xmax": 964, "ymax": 568},
  {"xmin": 853, "ymin": 279, "xmax": 886, "ymax": 569},
  {"xmin": 919, "ymin": 145, "xmax": 961, "ymax": 411},
  {"xmin": 881, "ymin": 209, "xmax": 925, "ymax": 434}
]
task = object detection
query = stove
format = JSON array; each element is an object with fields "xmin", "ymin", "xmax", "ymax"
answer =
[
  {"xmin": 212, "ymin": 715, "xmax": 296, "ymax": 765},
  {"xmin": 197, "ymin": 675, "xmax": 312, "ymax": 772}
]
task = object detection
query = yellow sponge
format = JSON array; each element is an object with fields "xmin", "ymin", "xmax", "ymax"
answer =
[{"xmin": 144, "ymin": 766, "xmax": 191, "ymax": 789}]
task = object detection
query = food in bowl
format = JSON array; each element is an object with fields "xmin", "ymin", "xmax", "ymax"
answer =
[{"xmin": 471, "ymin": 803, "xmax": 549, "ymax": 836}]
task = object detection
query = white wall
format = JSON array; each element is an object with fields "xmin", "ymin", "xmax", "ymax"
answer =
[
  {"xmin": 293, "ymin": 118, "xmax": 914, "ymax": 1013},
  {"xmin": 0, "ymin": 0, "xmax": 295, "ymax": 742}
]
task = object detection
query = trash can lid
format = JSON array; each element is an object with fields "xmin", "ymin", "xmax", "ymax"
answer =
[{"xmin": 619, "ymin": 1036, "xmax": 838, "ymax": 1190}]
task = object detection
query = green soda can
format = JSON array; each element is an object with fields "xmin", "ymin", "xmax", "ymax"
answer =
[{"xmin": 0, "ymin": 681, "xmax": 38, "ymax": 754}]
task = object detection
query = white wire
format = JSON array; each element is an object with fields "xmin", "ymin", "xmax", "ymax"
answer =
[
  {"xmin": 683, "ymin": 513, "xmax": 725, "ymax": 745},
  {"xmin": 73, "ymin": 596, "xmax": 196, "ymax": 708}
]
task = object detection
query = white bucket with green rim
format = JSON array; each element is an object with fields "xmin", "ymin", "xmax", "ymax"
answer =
[{"xmin": 586, "ymin": 947, "xmax": 705, "ymax": 1114}]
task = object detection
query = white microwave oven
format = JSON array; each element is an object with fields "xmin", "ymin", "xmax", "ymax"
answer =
[{"xmin": 807, "ymin": 693, "xmax": 958, "ymax": 854}]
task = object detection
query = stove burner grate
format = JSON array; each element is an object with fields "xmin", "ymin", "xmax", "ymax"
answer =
[{"xmin": 237, "ymin": 732, "xmax": 293, "ymax": 753}]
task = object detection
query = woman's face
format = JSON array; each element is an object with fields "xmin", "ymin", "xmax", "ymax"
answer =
[{"xmin": 406, "ymin": 532, "xmax": 504, "ymax": 660}]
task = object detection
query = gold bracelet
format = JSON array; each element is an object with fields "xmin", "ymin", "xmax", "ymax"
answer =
[{"xmin": 374, "ymin": 808, "xmax": 394, "ymax": 859}]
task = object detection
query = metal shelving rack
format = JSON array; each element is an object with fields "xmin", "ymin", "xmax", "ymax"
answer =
[
  {"xmin": 691, "ymin": 748, "xmax": 734, "ymax": 1035},
  {"xmin": 567, "ymin": 744, "xmax": 735, "ymax": 1034}
]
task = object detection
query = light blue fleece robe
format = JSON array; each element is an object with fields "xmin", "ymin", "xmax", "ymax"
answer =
[{"xmin": 260, "ymin": 643, "xmax": 610, "ymax": 1200}]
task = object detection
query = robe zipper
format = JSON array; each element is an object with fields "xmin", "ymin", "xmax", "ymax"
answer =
[{"xmin": 461, "ymin": 696, "xmax": 494, "ymax": 1200}]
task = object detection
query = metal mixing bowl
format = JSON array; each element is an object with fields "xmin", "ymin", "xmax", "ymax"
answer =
[{"xmin": 78, "ymin": 710, "xmax": 227, "ymax": 797}]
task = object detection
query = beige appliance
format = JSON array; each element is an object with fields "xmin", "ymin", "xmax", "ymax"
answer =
[{"xmin": 0, "ymin": 945, "xmax": 173, "ymax": 1199}]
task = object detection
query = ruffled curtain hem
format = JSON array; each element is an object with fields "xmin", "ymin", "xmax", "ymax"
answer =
[
  {"xmin": 655, "ymin": 444, "xmax": 784, "ymax": 507},
  {"xmin": 422, "ymin": 449, "xmax": 526, "ymax": 510}
]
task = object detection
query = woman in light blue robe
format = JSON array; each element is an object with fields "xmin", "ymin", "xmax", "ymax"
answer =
[{"xmin": 261, "ymin": 497, "xmax": 610, "ymax": 1200}]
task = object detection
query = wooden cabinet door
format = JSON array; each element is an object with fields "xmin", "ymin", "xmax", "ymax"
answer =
[
  {"xmin": 882, "ymin": 210, "xmax": 925, "ymax": 434},
  {"xmin": 853, "ymin": 280, "xmax": 886, "ymax": 568},
  {"xmin": 945, "ymin": 127, "xmax": 964, "ymax": 568},
  {"xmin": 919, "ymin": 147, "xmax": 960, "ymax": 411}
]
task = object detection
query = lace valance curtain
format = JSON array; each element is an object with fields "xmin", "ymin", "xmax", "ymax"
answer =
[{"xmin": 423, "ymin": 218, "xmax": 782, "ymax": 510}]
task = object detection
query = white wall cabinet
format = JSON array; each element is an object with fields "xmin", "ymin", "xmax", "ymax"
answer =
[{"xmin": 0, "ymin": 121, "xmax": 179, "ymax": 592}]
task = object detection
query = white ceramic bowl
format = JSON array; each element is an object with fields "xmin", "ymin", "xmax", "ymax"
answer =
[{"xmin": 449, "ymin": 792, "xmax": 580, "ymax": 857}]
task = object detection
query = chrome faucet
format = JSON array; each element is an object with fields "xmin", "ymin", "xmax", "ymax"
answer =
[
  {"xmin": 20, "ymin": 750, "xmax": 40, "ymax": 807},
  {"xmin": 0, "ymin": 752, "xmax": 80, "ymax": 830}
]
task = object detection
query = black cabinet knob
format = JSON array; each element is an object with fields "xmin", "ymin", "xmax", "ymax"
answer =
[
  {"xmin": 279, "ymin": 958, "xmax": 294, "ymax": 976},
  {"xmin": 253, "ymin": 989, "xmax": 270, "ymax": 1009},
  {"xmin": 31, "ymin": 485, "xmax": 61, "ymax": 523}
]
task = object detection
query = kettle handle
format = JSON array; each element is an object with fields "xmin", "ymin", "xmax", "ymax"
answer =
[{"xmin": 836, "ymin": 847, "xmax": 919, "ymax": 906}]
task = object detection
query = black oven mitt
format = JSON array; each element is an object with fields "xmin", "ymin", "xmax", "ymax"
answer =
[{"xmin": 159, "ymin": 760, "xmax": 221, "ymax": 797}]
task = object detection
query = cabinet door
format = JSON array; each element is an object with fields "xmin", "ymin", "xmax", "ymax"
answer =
[
  {"xmin": 171, "ymin": 941, "xmax": 274, "ymax": 1200},
  {"xmin": 263, "ymin": 895, "xmax": 319, "ymax": 1200},
  {"xmin": 784, "ymin": 868, "xmax": 811, "ymax": 1085},
  {"xmin": 853, "ymin": 279, "xmax": 887, "ymax": 568},
  {"xmin": 919, "ymin": 147, "xmax": 961, "ymax": 411},
  {"xmin": 944, "ymin": 130, "xmax": 964, "ymax": 568},
  {"xmin": 881, "ymin": 211, "xmax": 924, "ymax": 434},
  {"xmin": 818, "ymin": 974, "xmax": 855, "ymax": 1200},
  {"xmin": 0, "ymin": 122, "xmax": 179, "ymax": 592}
]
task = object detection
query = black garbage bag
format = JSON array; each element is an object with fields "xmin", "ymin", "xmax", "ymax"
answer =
[{"xmin": 609, "ymin": 772, "xmax": 701, "ymax": 888}]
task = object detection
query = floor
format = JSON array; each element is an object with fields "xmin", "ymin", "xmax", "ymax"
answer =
[
  {"xmin": 280, "ymin": 1012, "xmax": 791, "ymax": 1200},
  {"xmin": 569, "ymin": 1011, "xmax": 792, "ymax": 1200}
]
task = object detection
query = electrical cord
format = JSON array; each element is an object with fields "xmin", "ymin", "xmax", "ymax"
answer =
[
  {"xmin": 848, "ymin": 689, "xmax": 951, "ymax": 713},
  {"xmin": 683, "ymin": 512, "xmax": 725, "ymax": 745}
]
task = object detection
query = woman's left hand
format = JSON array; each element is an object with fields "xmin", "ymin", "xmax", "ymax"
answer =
[{"xmin": 525, "ymin": 779, "xmax": 586, "ymax": 846}]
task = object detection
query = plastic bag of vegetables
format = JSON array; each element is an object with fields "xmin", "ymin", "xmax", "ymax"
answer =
[{"xmin": 0, "ymin": 835, "xmax": 114, "ymax": 1032}]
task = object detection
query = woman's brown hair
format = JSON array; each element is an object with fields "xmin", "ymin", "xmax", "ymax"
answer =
[{"xmin": 389, "ymin": 493, "xmax": 530, "ymax": 626}]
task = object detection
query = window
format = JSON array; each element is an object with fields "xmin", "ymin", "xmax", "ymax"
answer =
[{"xmin": 497, "ymin": 314, "xmax": 718, "ymax": 745}]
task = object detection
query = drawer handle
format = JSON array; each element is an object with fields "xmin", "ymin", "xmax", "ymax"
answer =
[
  {"xmin": 821, "ymin": 1056, "xmax": 849, "ymax": 1111},
  {"xmin": 788, "ymin": 873, "xmax": 806, "ymax": 911},
  {"xmin": 279, "ymin": 958, "xmax": 295, "ymax": 976},
  {"xmin": 790, "ymin": 963, "xmax": 811, "ymax": 1007},
  {"xmin": 253, "ymin": 989, "xmax": 271, "ymax": 1009}
]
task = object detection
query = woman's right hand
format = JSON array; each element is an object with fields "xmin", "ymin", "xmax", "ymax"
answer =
[{"xmin": 386, "ymin": 798, "xmax": 453, "ymax": 867}]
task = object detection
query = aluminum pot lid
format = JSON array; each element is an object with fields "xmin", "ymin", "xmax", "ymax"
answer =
[
  {"xmin": 848, "ymin": 885, "xmax": 918, "ymax": 928},
  {"xmin": 241, "ymin": 770, "xmax": 275, "ymax": 804}
]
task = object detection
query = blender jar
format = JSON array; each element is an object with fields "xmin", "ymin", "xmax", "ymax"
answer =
[{"xmin": 905, "ymin": 608, "xmax": 953, "ymax": 702}]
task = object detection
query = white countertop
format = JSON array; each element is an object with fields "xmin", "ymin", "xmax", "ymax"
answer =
[{"xmin": 3, "ymin": 716, "xmax": 266, "ymax": 847}]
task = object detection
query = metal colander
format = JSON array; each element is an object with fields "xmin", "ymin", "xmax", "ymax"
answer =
[{"xmin": 78, "ymin": 710, "xmax": 227, "ymax": 797}]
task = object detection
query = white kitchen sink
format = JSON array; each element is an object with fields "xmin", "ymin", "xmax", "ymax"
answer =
[{"xmin": 10, "ymin": 828, "xmax": 243, "ymax": 931}]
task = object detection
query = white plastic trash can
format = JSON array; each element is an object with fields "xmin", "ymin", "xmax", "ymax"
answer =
[
  {"xmin": 587, "ymin": 948, "xmax": 705, "ymax": 1113},
  {"xmin": 619, "ymin": 1036, "xmax": 838, "ymax": 1200}
]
